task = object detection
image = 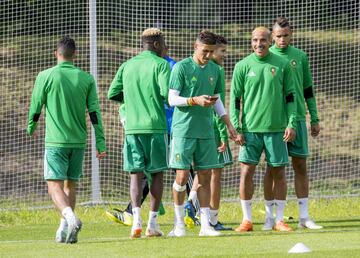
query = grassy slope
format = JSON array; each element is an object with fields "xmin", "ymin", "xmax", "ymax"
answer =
[{"xmin": 0, "ymin": 199, "xmax": 359, "ymax": 258}]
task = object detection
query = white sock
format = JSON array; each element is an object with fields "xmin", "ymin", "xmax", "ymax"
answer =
[
  {"xmin": 209, "ymin": 209, "xmax": 218, "ymax": 225},
  {"xmin": 275, "ymin": 200, "xmax": 286, "ymax": 223},
  {"xmin": 174, "ymin": 204, "xmax": 185, "ymax": 227},
  {"xmin": 188, "ymin": 190, "xmax": 198, "ymax": 206},
  {"xmin": 298, "ymin": 197, "xmax": 309, "ymax": 219},
  {"xmin": 147, "ymin": 211, "xmax": 158, "ymax": 229},
  {"xmin": 240, "ymin": 200, "xmax": 252, "ymax": 222},
  {"xmin": 58, "ymin": 218, "xmax": 67, "ymax": 231},
  {"xmin": 265, "ymin": 200, "xmax": 275, "ymax": 219},
  {"xmin": 61, "ymin": 207, "xmax": 76, "ymax": 225},
  {"xmin": 132, "ymin": 207, "xmax": 142, "ymax": 229},
  {"xmin": 200, "ymin": 207, "xmax": 210, "ymax": 229}
]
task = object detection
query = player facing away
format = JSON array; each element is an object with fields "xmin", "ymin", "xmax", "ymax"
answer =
[
  {"xmin": 168, "ymin": 30, "xmax": 237, "ymax": 237},
  {"xmin": 185, "ymin": 35, "xmax": 233, "ymax": 231},
  {"xmin": 27, "ymin": 36, "xmax": 106, "ymax": 244},
  {"xmin": 230, "ymin": 27, "xmax": 297, "ymax": 232},
  {"xmin": 262, "ymin": 17, "xmax": 322, "ymax": 230},
  {"xmin": 105, "ymin": 54, "xmax": 176, "ymax": 226},
  {"xmin": 107, "ymin": 28, "xmax": 170, "ymax": 238}
]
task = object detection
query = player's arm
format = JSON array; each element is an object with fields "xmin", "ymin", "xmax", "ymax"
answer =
[
  {"xmin": 283, "ymin": 62, "xmax": 297, "ymax": 141},
  {"xmin": 214, "ymin": 68, "xmax": 229, "ymax": 143},
  {"xmin": 107, "ymin": 63, "xmax": 125, "ymax": 102},
  {"xmin": 229, "ymin": 63, "xmax": 244, "ymax": 133},
  {"xmin": 88, "ymin": 76, "xmax": 106, "ymax": 158},
  {"xmin": 302, "ymin": 54, "xmax": 320, "ymax": 136},
  {"xmin": 157, "ymin": 61, "xmax": 171, "ymax": 102},
  {"xmin": 27, "ymin": 73, "xmax": 47, "ymax": 136},
  {"xmin": 229, "ymin": 63, "xmax": 245, "ymax": 145}
]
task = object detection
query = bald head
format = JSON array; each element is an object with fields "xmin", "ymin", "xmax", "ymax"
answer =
[
  {"xmin": 252, "ymin": 27, "xmax": 271, "ymax": 40},
  {"xmin": 251, "ymin": 27, "xmax": 271, "ymax": 58}
]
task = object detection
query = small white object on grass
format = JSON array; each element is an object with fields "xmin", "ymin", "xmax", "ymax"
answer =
[{"xmin": 288, "ymin": 243, "xmax": 311, "ymax": 253}]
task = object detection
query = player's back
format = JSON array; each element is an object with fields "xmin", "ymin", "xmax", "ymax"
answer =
[
  {"xmin": 40, "ymin": 61, "xmax": 94, "ymax": 147},
  {"xmin": 122, "ymin": 50, "xmax": 170, "ymax": 134}
]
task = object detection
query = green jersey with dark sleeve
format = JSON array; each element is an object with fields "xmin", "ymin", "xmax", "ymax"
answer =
[
  {"xmin": 170, "ymin": 57, "xmax": 222, "ymax": 139},
  {"xmin": 270, "ymin": 45, "xmax": 319, "ymax": 125},
  {"xmin": 108, "ymin": 50, "xmax": 170, "ymax": 134},
  {"xmin": 212, "ymin": 63, "xmax": 228, "ymax": 142},
  {"xmin": 230, "ymin": 52, "xmax": 297, "ymax": 133},
  {"xmin": 27, "ymin": 61, "xmax": 106, "ymax": 152}
]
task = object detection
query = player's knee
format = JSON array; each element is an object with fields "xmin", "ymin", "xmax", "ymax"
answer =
[{"xmin": 173, "ymin": 181, "xmax": 186, "ymax": 192}]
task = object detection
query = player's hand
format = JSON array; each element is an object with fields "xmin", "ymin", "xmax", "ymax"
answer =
[
  {"xmin": 217, "ymin": 141, "xmax": 226, "ymax": 153},
  {"xmin": 283, "ymin": 127, "xmax": 296, "ymax": 142},
  {"xmin": 193, "ymin": 95, "xmax": 217, "ymax": 107},
  {"xmin": 96, "ymin": 151, "xmax": 106, "ymax": 159},
  {"xmin": 227, "ymin": 124, "xmax": 237, "ymax": 141},
  {"xmin": 310, "ymin": 124, "xmax": 320, "ymax": 137},
  {"xmin": 235, "ymin": 133, "xmax": 246, "ymax": 146}
]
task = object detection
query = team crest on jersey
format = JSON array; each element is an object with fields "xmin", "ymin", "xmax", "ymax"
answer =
[
  {"xmin": 270, "ymin": 67, "xmax": 276, "ymax": 76},
  {"xmin": 209, "ymin": 76, "xmax": 214, "ymax": 84},
  {"xmin": 175, "ymin": 153, "xmax": 181, "ymax": 161},
  {"xmin": 291, "ymin": 59, "xmax": 297, "ymax": 68}
]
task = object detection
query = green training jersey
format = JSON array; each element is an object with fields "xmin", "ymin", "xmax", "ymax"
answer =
[
  {"xmin": 212, "ymin": 62, "xmax": 228, "ymax": 142},
  {"xmin": 108, "ymin": 50, "xmax": 170, "ymax": 134},
  {"xmin": 270, "ymin": 45, "xmax": 319, "ymax": 125},
  {"xmin": 230, "ymin": 52, "xmax": 297, "ymax": 133},
  {"xmin": 170, "ymin": 57, "xmax": 222, "ymax": 139},
  {"xmin": 27, "ymin": 61, "xmax": 106, "ymax": 152}
]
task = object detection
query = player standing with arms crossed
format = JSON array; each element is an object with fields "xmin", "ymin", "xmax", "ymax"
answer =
[
  {"xmin": 262, "ymin": 17, "xmax": 322, "ymax": 230},
  {"xmin": 27, "ymin": 36, "xmax": 106, "ymax": 244},
  {"xmin": 168, "ymin": 30, "xmax": 236, "ymax": 237},
  {"xmin": 108, "ymin": 28, "xmax": 170, "ymax": 238},
  {"xmin": 230, "ymin": 27, "xmax": 297, "ymax": 232}
]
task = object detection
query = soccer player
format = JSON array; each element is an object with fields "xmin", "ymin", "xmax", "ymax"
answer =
[
  {"xmin": 230, "ymin": 27, "xmax": 297, "ymax": 232},
  {"xmin": 27, "ymin": 36, "xmax": 106, "ymax": 244},
  {"xmin": 185, "ymin": 35, "xmax": 233, "ymax": 231},
  {"xmin": 105, "ymin": 54, "xmax": 176, "ymax": 226},
  {"xmin": 168, "ymin": 30, "xmax": 237, "ymax": 237},
  {"xmin": 262, "ymin": 17, "xmax": 322, "ymax": 230},
  {"xmin": 108, "ymin": 28, "xmax": 170, "ymax": 238}
]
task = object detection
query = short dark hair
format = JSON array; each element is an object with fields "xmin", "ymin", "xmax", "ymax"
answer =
[
  {"xmin": 57, "ymin": 36, "xmax": 76, "ymax": 58},
  {"xmin": 216, "ymin": 35, "xmax": 228, "ymax": 45},
  {"xmin": 273, "ymin": 17, "xmax": 291, "ymax": 29},
  {"xmin": 197, "ymin": 30, "xmax": 217, "ymax": 45}
]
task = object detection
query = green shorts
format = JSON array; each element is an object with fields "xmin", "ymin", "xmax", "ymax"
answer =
[
  {"xmin": 287, "ymin": 121, "xmax": 309, "ymax": 158},
  {"xmin": 169, "ymin": 136, "xmax": 222, "ymax": 170},
  {"xmin": 239, "ymin": 132, "xmax": 289, "ymax": 167},
  {"xmin": 44, "ymin": 147, "xmax": 85, "ymax": 181},
  {"xmin": 214, "ymin": 129, "xmax": 233, "ymax": 168},
  {"xmin": 123, "ymin": 134, "xmax": 168, "ymax": 173}
]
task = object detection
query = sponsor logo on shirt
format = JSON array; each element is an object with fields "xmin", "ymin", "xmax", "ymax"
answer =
[
  {"xmin": 248, "ymin": 71, "xmax": 256, "ymax": 77},
  {"xmin": 191, "ymin": 76, "xmax": 197, "ymax": 82}
]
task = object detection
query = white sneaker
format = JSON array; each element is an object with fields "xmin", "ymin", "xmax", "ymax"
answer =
[
  {"xmin": 262, "ymin": 217, "xmax": 275, "ymax": 231},
  {"xmin": 298, "ymin": 218, "xmax": 323, "ymax": 229},
  {"xmin": 65, "ymin": 218, "xmax": 82, "ymax": 244},
  {"xmin": 199, "ymin": 226, "xmax": 221, "ymax": 237},
  {"xmin": 145, "ymin": 224, "xmax": 164, "ymax": 237},
  {"xmin": 167, "ymin": 225, "xmax": 186, "ymax": 237},
  {"xmin": 55, "ymin": 228, "xmax": 67, "ymax": 243}
]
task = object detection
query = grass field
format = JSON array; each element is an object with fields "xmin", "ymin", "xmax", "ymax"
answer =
[{"xmin": 0, "ymin": 198, "xmax": 359, "ymax": 258}]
